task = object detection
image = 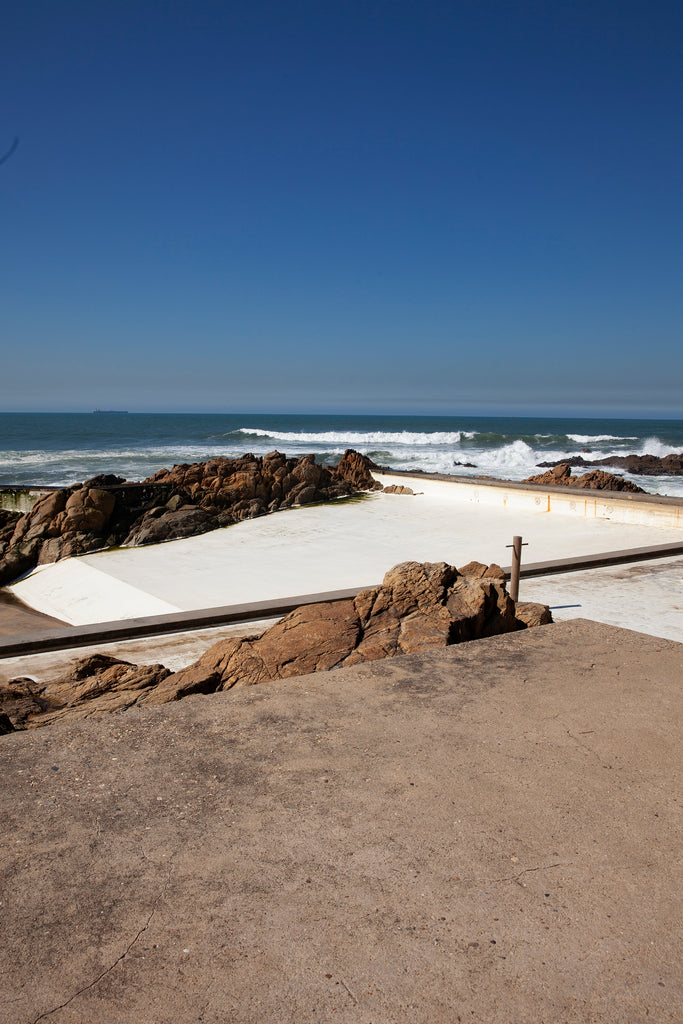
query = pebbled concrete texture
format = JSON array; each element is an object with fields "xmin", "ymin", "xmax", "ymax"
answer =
[{"xmin": 1, "ymin": 619, "xmax": 681, "ymax": 1024}]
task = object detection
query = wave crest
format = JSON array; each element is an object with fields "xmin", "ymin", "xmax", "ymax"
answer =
[{"xmin": 236, "ymin": 427, "xmax": 470, "ymax": 445}]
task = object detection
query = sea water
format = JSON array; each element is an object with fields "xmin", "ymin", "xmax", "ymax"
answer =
[{"xmin": 0, "ymin": 412, "xmax": 681, "ymax": 497}]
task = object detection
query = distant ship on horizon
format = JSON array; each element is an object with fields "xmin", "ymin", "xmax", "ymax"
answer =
[{"xmin": 93, "ymin": 409, "xmax": 129, "ymax": 414}]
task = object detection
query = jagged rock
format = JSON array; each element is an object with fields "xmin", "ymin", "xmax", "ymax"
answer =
[
  {"xmin": 0, "ymin": 656, "xmax": 171, "ymax": 730},
  {"xmin": 335, "ymin": 449, "xmax": 383, "ymax": 492},
  {"xmin": 84, "ymin": 474, "xmax": 126, "ymax": 487},
  {"xmin": 0, "ymin": 677, "xmax": 61, "ymax": 729},
  {"xmin": 0, "ymin": 562, "xmax": 552, "ymax": 732},
  {"xmin": 0, "ymin": 508, "xmax": 22, "ymax": 550},
  {"xmin": 539, "ymin": 463, "xmax": 572, "ymax": 483},
  {"xmin": 514, "ymin": 602, "xmax": 553, "ymax": 628},
  {"xmin": 524, "ymin": 464, "xmax": 645, "ymax": 493},
  {"xmin": 0, "ymin": 450, "xmax": 381, "ymax": 585},
  {"xmin": 0, "ymin": 712, "xmax": 15, "ymax": 734},
  {"xmin": 145, "ymin": 560, "xmax": 550, "ymax": 699},
  {"xmin": 536, "ymin": 453, "xmax": 683, "ymax": 476},
  {"xmin": 572, "ymin": 470, "xmax": 645, "ymax": 492},
  {"xmin": 124, "ymin": 505, "xmax": 217, "ymax": 546}
]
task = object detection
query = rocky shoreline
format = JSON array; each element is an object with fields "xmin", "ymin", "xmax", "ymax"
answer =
[
  {"xmin": 0, "ymin": 560, "xmax": 551, "ymax": 733},
  {"xmin": 535, "ymin": 452, "xmax": 683, "ymax": 476},
  {"xmin": 0, "ymin": 449, "xmax": 381, "ymax": 587},
  {"xmin": 522, "ymin": 463, "xmax": 647, "ymax": 493}
]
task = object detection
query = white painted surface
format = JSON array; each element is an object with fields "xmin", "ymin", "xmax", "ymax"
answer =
[
  {"xmin": 374, "ymin": 473, "xmax": 683, "ymax": 528},
  {"xmin": 8, "ymin": 485, "xmax": 683, "ymax": 628},
  {"xmin": 10, "ymin": 559, "xmax": 180, "ymax": 625},
  {"xmin": 522, "ymin": 557, "xmax": 683, "ymax": 643}
]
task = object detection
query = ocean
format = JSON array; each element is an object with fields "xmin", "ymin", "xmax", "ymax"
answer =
[{"xmin": 1, "ymin": 412, "xmax": 682, "ymax": 497}]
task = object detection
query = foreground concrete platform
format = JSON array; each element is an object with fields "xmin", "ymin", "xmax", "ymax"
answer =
[{"xmin": 1, "ymin": 619, "xmax": 680, "ymax": 1024}]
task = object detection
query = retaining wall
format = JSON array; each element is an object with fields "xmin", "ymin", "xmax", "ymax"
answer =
[
  {"xmin": 0, "ymin": 488, "xmax": 55, "ymax": 514},
  {"xmin": 374, "ymin": 473, "xmax": 683, "ymax": 530}
]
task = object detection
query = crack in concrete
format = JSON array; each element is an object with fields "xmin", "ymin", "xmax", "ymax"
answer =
[
  {"xmin": 460, "ymin": 861, "xmax": 566, "ymax": 886},
  {"xmin": 339, "ymin": 976, "xmax": 358, "ymax": 1004},
  {"xmin": 30, "ymin": 865, "xmax": 174, "ymax": 1024},
  {"xmin": 565, "ymin": 729, "xmax": 608, "ymax": 767},
  {"xmin": 503, "ymin": 862, "xmax": 566, "ymax": 887}
]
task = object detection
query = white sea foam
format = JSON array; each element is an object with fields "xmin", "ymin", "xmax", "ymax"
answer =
[
  {"xmin": 2, "ymin": 424, "xmax": 681, "ymax": 496},
  {"xmin": 237, "ymin": 427, "xmax": 470, "ymax": 446},
  {"xmin": 567, "ymin": 434, "xmax": 637, "ymax": 444},
  {"xmin": 470, "ymin": 440, "xmax": 540, "ymax": 476},
  {"xmin": 638, "ymin": 437, "xmax": 682, "ymax": 458}
]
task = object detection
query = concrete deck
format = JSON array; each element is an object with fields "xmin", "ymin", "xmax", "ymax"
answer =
[
  {"xmin": 523, "ymin": 555, "xmax": 683, "ymax": 641},
  {"xmin": 1, "ymin": 619, "xmax": 680, "ymax": 1024}
]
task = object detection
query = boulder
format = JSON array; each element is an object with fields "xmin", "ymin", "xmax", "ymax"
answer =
[
  {"xmin": 514, "ymin": 602, "xmax": 554, "ymax": 629},
  {"xmin": 124, "ymin": 505, "xmax": 216, "ymax": 546},
  {"xmin": 138, "ymin": 560, "xmax": 550, "ymax": 699},
  {"xmin": 0, "ymin": 508, "xmax": 22, "ymax": 550},
  {"xmin": 572, "ymin": 470, "xmax": 645, "ymax": 492},
  {"xmin": 335, "ymin": 449, "xmax": 383, "ymax": 491},
  {"xmin": 62, "ymin": 487, "xmax": 116, "ymax": 533},
  {"xmin": 0, "ymin": 677, "xmax": 62, "ymax": 728},
  {"xmin": 0, "ymin": 656, "xmax": 171, "ymax": 730},
  {"xmin": 524, "ymin": 465, "xmax": 645, "ymax": 493},
  {"xmin": 1, "ymin": 561, "xmax": 552, "ymax": 732},
  {"xmin": 84, "ymin": 474, "xmax": 126, "ymax": 487}
]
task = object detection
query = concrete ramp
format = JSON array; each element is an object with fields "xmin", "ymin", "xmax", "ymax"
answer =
[{"xmin": 8, "ymin": 558, "xmax": 180, "ymax": 625}]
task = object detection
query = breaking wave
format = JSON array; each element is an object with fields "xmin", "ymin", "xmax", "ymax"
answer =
[{"xmin": 0, "ymin": 413, "xmax": 681, "ymax": 495}]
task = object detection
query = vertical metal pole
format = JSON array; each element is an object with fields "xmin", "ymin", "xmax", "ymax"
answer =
[{"xmin": 510, "ymin": 535, "xmax": 522, "ymax": 602}]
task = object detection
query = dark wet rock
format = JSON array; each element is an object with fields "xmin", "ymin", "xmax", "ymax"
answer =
[
  {"xmin": 124, "ymin": 505, "xmax": 217, "ymax": 546},
  {"xmin": 84, "ymin": 474, "xmax": 127, "ymax": 487},
  {"xmin": 0, "ymin": 712, "xmax": 15, "ymax": 734},
  {"xmin": 536, "ymin": 453, "xmax": 683, "ymax": 476},
  {"xmin": 0, "ymin": 508, "xmax": 23, "ymax": 543}
]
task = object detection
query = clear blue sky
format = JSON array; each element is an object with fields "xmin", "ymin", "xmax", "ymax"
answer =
[{"xmin": 3, "ymin": 0, "xmax": 682, "ymax": 416}]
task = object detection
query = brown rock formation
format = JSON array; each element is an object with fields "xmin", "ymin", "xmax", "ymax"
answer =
[
  {"xmin": 1, "ymin": 561, "xmax": 552, "ymax": 732},
  {"xmin": 0, "ymin": 508, "xmax": 22, "ymax": 541},
  {"xmin": 0, "ymin": 450, "xmax": 382, "ymax": 585},
  {"xmin": 536, "ymin": 452, "xmax": 683, "ymax": 476},
  {"xmin": 523, "ymin": 463, "xmax": 645, "ymax": 493},
  {"xmin": 0, "ymin": 656, "xmax": 171, "ymax": 730}
]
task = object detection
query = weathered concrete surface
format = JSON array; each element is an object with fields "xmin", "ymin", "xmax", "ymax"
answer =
[{"xmin": 0, "ymin": 619, "xmax": 680, "ymax": 1024}]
